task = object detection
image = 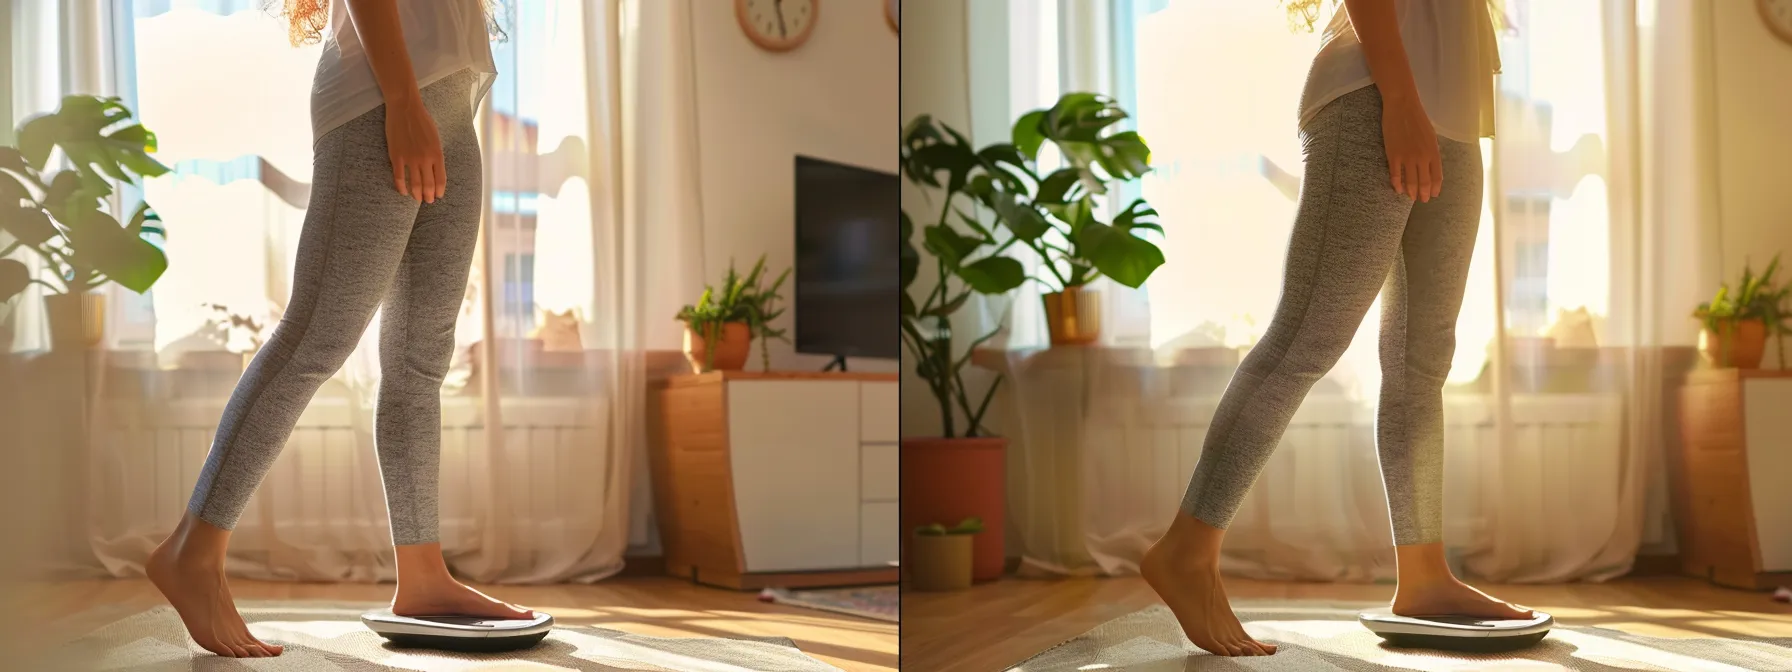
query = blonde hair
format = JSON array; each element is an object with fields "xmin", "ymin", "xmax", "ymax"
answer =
[
  {"xmin": 270, "ymin": 0, "xmax": 509, "ymax": 47},
  {"xmin": 1280, "ymin": 0, "xmax": 1506, "ymax": 33}
]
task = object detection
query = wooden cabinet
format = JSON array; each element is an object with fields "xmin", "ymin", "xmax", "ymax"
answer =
[
  {"xmin": 650, "ymin": 371, "xmax": 899, "ymax": 589},
  {"xmin": 1674, "ymin": 369, "xmax": 1792, "ymax": 590}
]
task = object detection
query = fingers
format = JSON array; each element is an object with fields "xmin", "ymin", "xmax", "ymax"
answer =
[
  {"xmin": 418, "ymin": 160, "xmax": 436, "ymax": 204},
  {"xmin": 433, "ymin": 160, "xmax": 447, "ymax": 201},
  {"xmin": 1390, "ymin": 158, "xmax": 1405, "ymax": 196},
  {"xmin": 1404, "ymin": 162, "xmax": 1421, "ymax": 202},
  {"xmin": 393, "ymin": 158, "xmax": 410, "ymax": 197},
  {"xmin": 1430, "ymin": 155, "xmax": 1444, "ymax": 200},
  {"xmin": 1416, "ymin": 160, "xmax": 1433, "ymax": 203}
]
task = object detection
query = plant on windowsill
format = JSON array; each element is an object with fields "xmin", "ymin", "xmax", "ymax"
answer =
[
  {"xmin": 1693, "ymin": 253, "xmax": 1786, "ymax": 369},
  {"xmin": 0, "ymin": 95, "xmax": 172, "ymax": 351},
  {"xmin": 908, "ymin": 517, "xmax": 983, "ymax": 592},
  {"xmin": 901, "ymin": 93, "xmax": 1164, "ymax": 347},
  {"xmin": 204, "ymin": 303, "xmax": 268, "ymax": 371},
  {"xmin": 675, "ymin": 254, "xmax": 790, "ymax": 374}
]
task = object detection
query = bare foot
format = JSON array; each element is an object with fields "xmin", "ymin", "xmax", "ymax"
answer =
[
  {"xmin": 393, "ymin": 578, "xmax": 534, "ymax": 620},
  {"xmin": 1393, "ymin": 577, "xmax": 1534, "ymax": 620},
  {"xmin": 147, "ymin": 537, "xmax": 283, "ymax": 657},
  {"xmin": 1141, "ymin": 542, "xmax": 1276, "ymax": 657}
]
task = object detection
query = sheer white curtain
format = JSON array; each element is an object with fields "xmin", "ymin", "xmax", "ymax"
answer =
[
  {"xmin": 985, "ymin": 0, "xmax": 1693, "ymax": 583},
  {"xmin": 8, "ymin": 0, "xmax": 700, "ymax": 584}
]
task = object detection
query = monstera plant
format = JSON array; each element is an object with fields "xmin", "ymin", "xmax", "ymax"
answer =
[
  {"xmin": 901, "ymin": 92, "xmax": 1162, "ymax": 346},
  {"xmin": 1, "ymin": 95, "xmax": 170, "ymax": 347},
  {"xmin": 899, "ymin": 110, "xmax": 1030, "ymax": 586}
]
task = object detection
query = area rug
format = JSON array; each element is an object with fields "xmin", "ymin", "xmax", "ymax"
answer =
[
  {"xmin": 1010, "ymin": 601, "xmax": 1792, "ymax": 671},
  {"xmin": 40, "ymin": 601, "xmax": 843, "ymax": 671},
  {"xmin": 758, "ymin": 586, "xmax": 899, "ymax": 623}
]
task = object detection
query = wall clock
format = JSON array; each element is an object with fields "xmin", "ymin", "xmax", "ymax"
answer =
[
  {"xmin": 886, "ymin": 0, "xmax": 899, "ymax": 34},
  {"xmin": 736, "ymin": 0, "xmax": 817, "ymax": 52},
  {"xmin": 1763, "ymin": 0, "xmax": 1792, "ymax": 45}
]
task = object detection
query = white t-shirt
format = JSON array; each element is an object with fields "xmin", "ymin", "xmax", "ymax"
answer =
[
  {"xmin": 1297, "ymin": 0, "xmax": 1501, "ymax": 143},
  {"xmin": 310, "ymin": 0, "xmax": 498, "ymax": 143}
]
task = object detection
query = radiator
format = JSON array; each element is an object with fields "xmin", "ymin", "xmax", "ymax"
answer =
[
  {"xmin": 1079, "ymin": 393, "xmax": 1625, "ymax": 560},
  {"xmin": 97, "ymin": 395, "xmax": 632, "ymax": 555}
]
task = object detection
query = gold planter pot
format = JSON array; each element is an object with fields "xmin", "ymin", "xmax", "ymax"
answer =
[
  {"xmin": 1042, "ymin": 286, "xmax": 1100, "ymax": 346},
  {"xmin": 44, "ymin": 292, "xmax": 106, "ymax": 350}
]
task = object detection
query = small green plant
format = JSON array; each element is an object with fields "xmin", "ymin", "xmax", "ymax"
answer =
[
  {"xmin": 0, "ymin": 95, "xmax": 171, "ymax": 303},
  {"xmin": 675, "ymin": 254, "xmax": 791, "ymax": 372},
  {"xmin": 914, "ymin": 517, "xmax": 985, "ymax": 537},
  {"xmin": 1693, "ymin": 253, "xmax": 1788, "ymax": 366}
]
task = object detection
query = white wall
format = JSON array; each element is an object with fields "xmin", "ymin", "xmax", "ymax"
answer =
[
  {"xmin": 1710, "ymin": 3, "xmax": 1792, "ymax": 280},
  {"xmin": 1707, "ymin": 1, "xmax": 1792, "ymax": 368},
  {"xmin": 689, "ymin": 0, "xmax": 900, "ymax": 374}
]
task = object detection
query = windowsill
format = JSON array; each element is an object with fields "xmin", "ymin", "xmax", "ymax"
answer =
[
  {"xmin": 971, "ymin": 344, "xmax": 1705, "ymax": 395},
  {"xmin": 1, "ymin": 347, "xmax": 692, "ymax": 399}
]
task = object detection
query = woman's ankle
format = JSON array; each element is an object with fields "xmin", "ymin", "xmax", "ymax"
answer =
[
  {"xmin": 393, "ymin": 542, "xmax": 454, "ymax": 586},
  {"xmin": 158, "ymin": 513, "xmax": 231, "ymax": 565},
  {"xmin": 1392, "ymin": 542, "xmax": 1457, "ymax": 587},
  {"xmin": 1149, "ymin": 512, "xmax": 1226, "ymax": 570}
]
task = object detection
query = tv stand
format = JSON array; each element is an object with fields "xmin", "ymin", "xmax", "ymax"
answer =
[{"xmin": 822, "ymin": 355, "xmax": 849, "ymax": 372}]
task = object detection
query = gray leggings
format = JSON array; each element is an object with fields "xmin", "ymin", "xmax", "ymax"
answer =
[
  {"xmin": 1179, "ymin": 86, "xmax": 1483, "ymax": 546},
  {"xmin": 186, "ymin": 69, "xmax": 482, "ymax": 547}
]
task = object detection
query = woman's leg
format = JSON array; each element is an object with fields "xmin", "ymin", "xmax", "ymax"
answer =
[
  {"xmin": 371, "ymin": 69, "xmax": 530, "ymax": 619},
  {"xmin": 1377, "ymin": 139, "xmax": 1530, "ymax": 619},
  {"xmin": 1143, "ymin": 87, "xmax": 1415, "ymax": 657},
  {"xmin": 148, "ymin": 80, "xmax": 434, "ymax": 657}
]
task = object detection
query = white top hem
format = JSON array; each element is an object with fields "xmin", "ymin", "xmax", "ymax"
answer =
[{"xmin": 312, "ymin": 65, "xmax": 495, "ymax": 147}]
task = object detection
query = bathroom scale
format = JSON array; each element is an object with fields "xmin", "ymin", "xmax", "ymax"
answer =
[
  {"xmin": 362, "ymin": 608, "xmax": 554, "ymax": 652},
  {"xmin": 1359, "ymin": 607, "xmax": 1553, "ymax": 652}
]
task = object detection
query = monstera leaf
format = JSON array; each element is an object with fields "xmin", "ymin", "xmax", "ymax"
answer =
[{"xmin": 3, "ymin": 95, "xmax": 171, "ymax": 297}]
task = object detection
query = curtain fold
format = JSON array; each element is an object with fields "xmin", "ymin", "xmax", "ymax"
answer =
[
  {"xmin": 987, "ymin": 0, "xmax": 1695, "ymax": 583},
  {"xmin": 8, "ymin": 0, "xmax": 700, "ymax": 584}
]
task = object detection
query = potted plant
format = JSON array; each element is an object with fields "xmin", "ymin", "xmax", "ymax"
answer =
[
  {"xmin": 904, "ymin": 93, "xmax": 1164, "ymax": 347},
  {"xmin": 899, "ymin": 114, "xmax": 1027, "ymax": 582},
  {"xmin": 204, "ymin": 303, "xmax": 269, "ymax": 371},
  {"xmin": 0, "ymin": 95, "xmax": 171, "ymax": 350},
  {"xmin": 1693, "ymin": 254, "xmax": 1783, "ymax": 369},
  {"xmin": 908, "ymin": 517, "xmax": 983, "ymax": 592},
  {"xmin": 675, "ymin": 254, "xmax": 790, "ymax": 374}
]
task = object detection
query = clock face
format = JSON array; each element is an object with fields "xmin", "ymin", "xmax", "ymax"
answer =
[
  {"xmin": 738, "ymin": 0, "xmax": 817, "ymax": 52},
  {"xmin": 1764, "ymin": 0, "xmax": 1792, "ymax": 45}
]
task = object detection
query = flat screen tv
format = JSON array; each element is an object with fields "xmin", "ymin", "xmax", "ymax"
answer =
[{"xmin": 794, "ymin": 156, "xmax": 899, "ymax": 366}]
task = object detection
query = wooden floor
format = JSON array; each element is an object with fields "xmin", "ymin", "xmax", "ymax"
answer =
[
  {"xmin": 903, "ymin": 574, "xmax": 1792, "ymax": 671},
  {"xmin": 12, "ymin": 576, "xmax": 897, "ymax": 671}
]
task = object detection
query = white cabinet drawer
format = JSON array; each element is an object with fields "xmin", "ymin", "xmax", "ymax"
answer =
[
  {"xmin": 860, "ymin": 502, "xmax": 899, "ymax": 567},
  {"xmin": 860, "ymin": 381, "xmax": 898, "ymax": 442},
  {"xmin": 861, "ymin": 443, "xmax": 897, "ymax": 502},
  {"xmin": 729, "ymin": 381, "xmax": 861, "ymax": 572}
]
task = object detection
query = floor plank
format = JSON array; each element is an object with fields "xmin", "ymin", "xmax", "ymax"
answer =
[
  {"xmin": 902, "ymin": 575, "xmax": 1792, "ymax": 671},
  {"xmin": 13, "ymin": 576, "xmax": 896, "ymax": 671}
]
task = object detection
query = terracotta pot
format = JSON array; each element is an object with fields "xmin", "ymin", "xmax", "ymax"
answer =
[
  {"xmin": 1701, "ymin": 319, "xmax": 1767, "ymax": 369},
  {"xmin": 1042, "ymin": 286, "xmax": 1100, "ymax": 346},
  {"xmin": 901, "ymin": 436, "xmax": 1006, "ymax": 582},
  {"xmin": 907, "ymin": 532, "xmax": 973, "ymax": 591},
  {"xmin": 682, "ymin": 321, "xmax": 751, "ymax": 373},
  {"xmin": 44, "ymin": 292, "xmax": 105, "ymax": 350}
]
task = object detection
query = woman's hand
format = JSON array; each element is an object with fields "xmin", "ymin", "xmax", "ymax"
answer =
[
  {"xmin": 1342, "ymin": 0, "xmax": 1440, "ymax": 203},
  {"xmin": 1380, "ymin": 92, "xmax": 1441, "ymax": 203},
  {"xmin": 385, "ymin": 95, "xmax": 445, "ymax": 204}
]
